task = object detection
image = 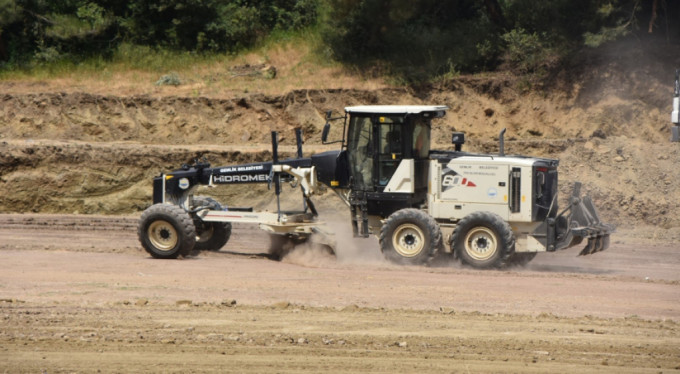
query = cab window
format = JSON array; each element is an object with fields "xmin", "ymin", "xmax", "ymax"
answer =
[
  {"xmin": 377, "ymin": 116, "xmax": 403, "ymax": 186},
  {"xmin": 347, "ymin": 115, "xmax": 374, "ymax": 190},
  {"xmin": 412, "ymin": 118, "xmax": 430, "ymax": 159}
]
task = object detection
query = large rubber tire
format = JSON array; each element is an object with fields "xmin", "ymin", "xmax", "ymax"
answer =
[
  {"xmin": 138, "ymin": 204, "xmax": 196, "ymax": 259},
  {"xmin": 194, "ymin": 222, "xmax": 232, "ymax": 251},
  {"xmin": 191, "ymin": 196, "xmax": 232, "ymax": 251},
  {"xmin": 451, "ymin": 212, "xmax": 514, "ymax": 269},
  {"xmin": 379, "ymin": 208, "xmax": 442, "ymax": 266}
]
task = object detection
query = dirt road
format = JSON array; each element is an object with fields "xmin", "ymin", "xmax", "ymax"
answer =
[{"xmin": 1, "ymin": 214, "xmax": 678, "ymax": 373}]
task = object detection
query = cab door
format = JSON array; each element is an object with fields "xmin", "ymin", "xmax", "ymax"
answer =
[
  {"xmin": 346, "ymin": 114, "xmax": 375, "ymax": 191},
  {"xmin": 347, "ymin": 114, "xmax": 407, "ymax": 192}
]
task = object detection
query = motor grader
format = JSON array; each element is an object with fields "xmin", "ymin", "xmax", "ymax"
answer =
[{"xmin": 138, "ymin": 105, "xmax": 612, "ymax": 269}]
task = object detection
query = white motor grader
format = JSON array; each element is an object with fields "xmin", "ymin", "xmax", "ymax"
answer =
[{"xmin": 138, "ymin": 105, "xmax": 612, "ymax": 268}]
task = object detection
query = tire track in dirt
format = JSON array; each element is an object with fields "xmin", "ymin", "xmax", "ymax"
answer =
[
  {"xmin": 0, "ymin": 213, "xmax": 678, "ymax": 320},
  {"xmin": 1, "ymin": 302, "xmax": 678, "ymax": 373}
]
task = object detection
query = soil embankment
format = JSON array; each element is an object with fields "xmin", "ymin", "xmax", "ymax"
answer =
[{"xmin": 2, "ymin": 55, "xmax": 680, "ymax": 230}]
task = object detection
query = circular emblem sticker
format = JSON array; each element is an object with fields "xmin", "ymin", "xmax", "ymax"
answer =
[
  {"xmin": 487, "ymin": 188, "xmax": 498, "ymax": 198},
  {"xmin": 179, "ymin": 178, "xmax": 190, "ymax": 190}
]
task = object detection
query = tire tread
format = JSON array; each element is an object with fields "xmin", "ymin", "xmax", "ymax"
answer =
[
  {"xmin": 379, "ymin": 208, "xmax": 442, "ymax": 265},
  {"xmin": 191, "ymin": 196, "xmax": 232, "ymax": 251},
  {"xmin": 138, "ymin": 204, "xmax": 196, "ymax": 259},
  {"xmin": 451, "ymin": 211, "xmax": 514, "ymax": 269}
]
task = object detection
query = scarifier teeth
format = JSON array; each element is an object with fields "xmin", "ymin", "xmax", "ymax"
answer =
[
  {"xmin": 594, "ymin": 236, "xmax": 604, "ymax": 253},
  {"xmin": 593, "ymin": 234, "xmax": 610, "ymax": 254},
  {"xmin": 578, "ymin": 234, "xmax": 610, "ymax": 256},
  {"xmin": 579, "ymin": 238, "xmax": 595, "ymax": 256}
]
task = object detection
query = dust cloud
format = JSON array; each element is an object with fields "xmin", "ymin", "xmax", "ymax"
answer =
[
  {"xmin": 280, "ymin": 208, "xmax": 386, "ymax": 267},
  {"xmin": 280, "ymin": 241, "xmax": 336, "ymax": 267},
  {"xmin": 317, "ymin": 209, "xmax": 386, "ymax": 265}
]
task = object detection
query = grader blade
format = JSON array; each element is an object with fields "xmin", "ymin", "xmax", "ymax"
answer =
[{"xmin": 265, "ymin": 224, "xmax": 336, "ymax": 260}]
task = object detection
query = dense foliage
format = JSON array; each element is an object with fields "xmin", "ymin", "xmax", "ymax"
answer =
[
  {"xmin": 323, "ymin": 0, "xmax": 680, "ymax": 80},
  {"xmin": 0, "ymin": 0, "xmax": 318, "ymax": 64},
  {"xmin": 0, "ymin": 0, "xmax": 678, "ymax": 79}
]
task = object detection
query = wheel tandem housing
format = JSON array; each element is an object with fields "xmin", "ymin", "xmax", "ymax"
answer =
[
  {"xmin": 138, "ymin": 204, "xmax": 197, "ymax": 259},
  {"xmin": 451, "ymin": 211, "xmax": 514, "ymax": 269},
  {"xmin": 379, "ymin": 208, "xmax": 442, "ymax": 265},
  {"xmin": 191, "ymin": 196, "xmax": 232, "ymax": 251}
]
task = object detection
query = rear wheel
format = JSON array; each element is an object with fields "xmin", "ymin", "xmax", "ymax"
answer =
[
  {"xmin": 379, "ymin": 209, "xmax": 441, "ymax": 265},
  {"xmin": 452, "ymin": 212, "xmax": 514, "ymax": 269},
  {"xmin": 138, "ymin": 204, "xmax": 196, "ymax": 259},
  {"xmin": 191, "ymin": 196, "xmax": 231, "ymax": 251}
]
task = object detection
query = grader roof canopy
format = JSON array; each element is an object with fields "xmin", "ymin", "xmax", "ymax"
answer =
[{"xmin": 345, "ymin": 105, "xmax": 448, "ymax": 117}]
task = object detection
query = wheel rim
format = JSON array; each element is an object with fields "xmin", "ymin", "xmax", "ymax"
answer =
[
  {"xmin": 392, "ymin": 224, "xmax": 425, "ymax": 258},
  {"xmin": 148, "ymin": 220, "xmax": 178, "ymax": 251},
  {"xmin": 196, "ymin": 225, "xmax": 214, "ymax": 243},
  {"xmin": 464, "ymin": 227, "xmax": 498, "ymax": 261}
]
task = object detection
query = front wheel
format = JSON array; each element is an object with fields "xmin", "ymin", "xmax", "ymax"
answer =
[
  {"xmin": 194, "ymin": 222, "xmax": 232, "ymax": 251},
  {"xmin": 138, "ymin": 204, "xmax": 196, "ymax": 259},
  {"xmin": 379, "ymin": 208, "xmax": 441, "ymax": 265},
  {"xmin": 451, "ymin": 212, "xmax": 514, "ymax": 269},
  {"xmin": 191, "ymin": 196, "xmax": 232, "ymax": 251}
]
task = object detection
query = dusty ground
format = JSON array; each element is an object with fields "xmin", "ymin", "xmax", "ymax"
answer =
[{"xmin": 0, "ymin": 214, "xmax": 679, "ymax": 373}]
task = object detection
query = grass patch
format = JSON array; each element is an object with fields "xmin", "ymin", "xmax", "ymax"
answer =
[
  {"xmin": 0, "ymin": 26, "xmax": 327, "ymax": 80},
  {"xmin": 0, "ymin": 43, "xmax": 225, "ymax": 80},
  {"xmin": 0, "ymin": 26, "xmax": 387, "ymax": 96}
]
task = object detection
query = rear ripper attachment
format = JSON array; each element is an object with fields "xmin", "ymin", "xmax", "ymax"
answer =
[
  {"xmin": 538, "ymin": 182, "xmax": 613, "ymax": 257},
  {"xmin": 138, "ymin": 129, "xmax": 332, "ymax": 259}
]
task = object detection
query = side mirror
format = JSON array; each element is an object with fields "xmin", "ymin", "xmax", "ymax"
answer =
[
  {"xmin": 452, "ymin": 132, "xmax": 465, "ymax": 151},
  {"xmin": 321, "ymin": 109, "xmax": 345, "ymax": 145},
  {"xmin": 321, "ymin": 122, "xmax": 331, "ymax": 143}
]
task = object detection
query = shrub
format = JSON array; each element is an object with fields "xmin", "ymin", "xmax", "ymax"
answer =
[{"xmin": 500, "ymin": 28, "xmax": 553, "ymax": 74}]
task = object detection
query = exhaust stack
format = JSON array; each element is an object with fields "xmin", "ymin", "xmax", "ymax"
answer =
[{"xmin": 499, "ymin": 128, "xmax": 506, "ymax": 156}]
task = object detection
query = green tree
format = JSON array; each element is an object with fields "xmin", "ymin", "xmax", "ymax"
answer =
[
  {"xmin": 322, "ymin": 0, "xmax": 679, "ymax": 81},
  {"xmin": 0, "ymin": 0, "xmax": 320, "ymax": 65},
  {"xmin": 123, "ymin": 0, "xmax": 318, "ymax": 52},
  {"xmin": 323, "ymin": 0, "xmax": 495, "ymax": 80},
  {"xmin": 0, "ymin": 0, "xmax": 22, "ymax": 60}
]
